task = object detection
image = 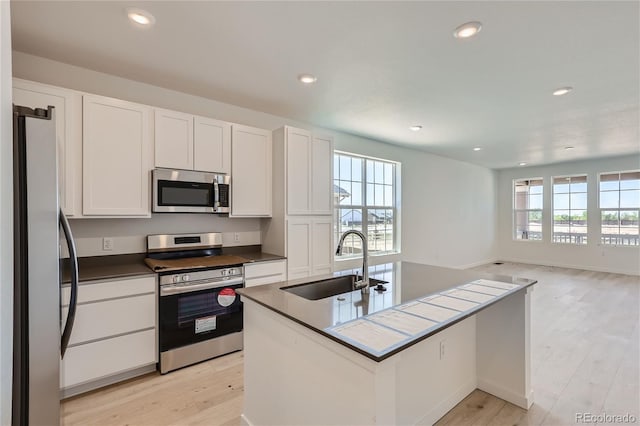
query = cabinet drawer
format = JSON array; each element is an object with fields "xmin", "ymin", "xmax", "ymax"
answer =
[
  {"xmin": 61, "ymin": 328, "xmax": 156, "ymax": 389},
  {"xmin": 245, "ymin": 274, "xmax": 286, "ymax": 288},
  {"xmin": 244, "ymin": 260, "xmax": 286, "ymax": 279},
  {"xmin": 62, "ymin": 276, "xmax": 155, "ymax": 306},
  {"xmin": 62, "ymin": 293, "xmax": 155, "ymax": 346}
]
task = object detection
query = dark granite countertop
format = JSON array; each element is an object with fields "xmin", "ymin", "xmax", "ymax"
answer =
[
  {"xmin": 62, "ymin": 246, "xmax": 286, "ymax": 284},
  {"xmin": 237, "ymin": 261, "xmax": 537, "ymax": 362}
]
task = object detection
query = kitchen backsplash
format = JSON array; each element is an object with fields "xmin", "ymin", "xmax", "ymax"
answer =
[{"xmin": 63, "ymin": 214, "xmax": 263, "ymax": 257}]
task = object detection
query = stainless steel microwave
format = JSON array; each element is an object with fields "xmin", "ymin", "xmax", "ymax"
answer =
[{"xmin": 153, "ymin": 168, "xmax": 230, "ymax": 214}]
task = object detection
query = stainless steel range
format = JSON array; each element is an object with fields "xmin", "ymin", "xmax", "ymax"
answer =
[{"xmin": 146, "ymin": 232, "xmax": 245, "ymax": 374}]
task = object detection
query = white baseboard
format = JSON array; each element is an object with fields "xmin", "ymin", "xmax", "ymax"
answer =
[
  {"xmin": 419, "ymin": 379, "xmax": 477, "ymax": 425},
  {"xmin": 477, "ymin": 378, "xmax": 533, "ymax": 410},
  {"xmin": 496, "ymin": 257, "xmax": 639, "ymax": 276}
]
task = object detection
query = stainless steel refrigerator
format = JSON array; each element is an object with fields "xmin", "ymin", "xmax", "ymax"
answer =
[{"xmin": 12, "ymin": 105, "xmax": 79, "ymax": 426}]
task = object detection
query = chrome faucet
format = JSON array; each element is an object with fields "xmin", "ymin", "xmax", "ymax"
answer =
[{"xmin": 335, "ymin": 230, "xmax": 370, "ymax": 294}]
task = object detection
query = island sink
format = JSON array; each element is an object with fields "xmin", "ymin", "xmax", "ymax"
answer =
[{"xmin": 281, "ymin": 274, "xmax": 388, "ymax": 300}]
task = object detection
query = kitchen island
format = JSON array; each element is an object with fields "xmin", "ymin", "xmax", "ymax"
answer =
[{"xmin": 238, "ymin": 262, "xmax": 536, "ymax": 425}]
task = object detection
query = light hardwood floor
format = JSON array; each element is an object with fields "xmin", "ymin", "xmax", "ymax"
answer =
[{"xmin": 61, "ymin": 263, "xmax": 639, "ymax": 425}]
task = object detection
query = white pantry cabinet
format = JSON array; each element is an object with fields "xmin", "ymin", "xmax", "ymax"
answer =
[
  {"xmin": 230, "ymin": 124, "xmax": 272, "ymax": 217},
  {"xmin": 263, "ymin": 126, "xmax": 334, "ymax": 278},
  {"xmin": 12, "ymin": 79, "xmax": 82, "ymax": 217},
  {"xmin": 82, "ymin": 94, "xmax": 153, "ymax": 217},
  {"xmin": 155, "ymin": 109, "xmax": 231, "ymax": 174},
  {"xmin": 60, "ymin": 276, "xmax": 157, "ymax": 397},
  {"xmin": 286, "ymin": 216, "xmax": 333, "ymax": 279}
]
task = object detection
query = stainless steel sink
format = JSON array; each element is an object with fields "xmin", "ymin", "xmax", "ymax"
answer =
[{"xmin": 281, "ymin": 275, "xmax": 388, "ymax": 300}]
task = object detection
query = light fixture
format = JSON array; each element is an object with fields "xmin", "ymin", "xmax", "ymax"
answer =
[
  {"xmin": 298, "ymin": 74, "xmax": 317, "ymax": 84},
  {"xmin": 519, "ymin": 162, "xmax": 527, "ymax": 166},
  {"xmin": 453, "ymin": 21, "xmax": 482, "ymax": 39},
  {"xmin": 553, "ymin": 86, "xmax": 573, "ymax": 96},
  {"xmin": 564, "ymin": 146, "xmax": 575, "ymax": 150},
  {"xmin": 126, "ymin": 8, "xmax": 155, "ymax": 27},
  {"xmin": 473, "ymin": 147, "xmax": 482, "ymax": 151},
  {"xmin": 409, "ymin": 125, "xmax": 422, "ymax": 132}
]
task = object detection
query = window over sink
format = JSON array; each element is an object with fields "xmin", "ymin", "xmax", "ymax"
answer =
[{"xmin": 334, "ymin": 151, "xmax": 399, "ymax": 257}]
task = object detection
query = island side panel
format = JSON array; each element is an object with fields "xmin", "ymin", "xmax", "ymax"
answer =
[
  {"xmin": 476, "ymin": 287, "xmax": 533, "ymax": 409},
  {"xmin": 241, "ymin": 299, "xmax": 390, "ymax": 426}
]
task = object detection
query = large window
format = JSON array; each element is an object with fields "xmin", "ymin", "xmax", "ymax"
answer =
[
  {"xmin": 553, "ymin": 175, "xmax": 588, "ymax": 244},
  {"xmin": 513, "ymin": 178, "xmax": 543, "ymax": 241},
  {"xmin": 600, "ymin": 171, "xmax": 640, "ymax": 246},
  {"xmin": 334, "ymin": 152, "xmax": 398, "ymax": 257}
]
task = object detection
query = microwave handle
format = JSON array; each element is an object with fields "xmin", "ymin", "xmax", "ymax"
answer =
[{"xmin": 213, "ymin": 180, "xmax": 220, "ymax": 211}]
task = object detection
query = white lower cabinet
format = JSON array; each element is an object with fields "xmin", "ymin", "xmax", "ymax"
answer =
[
  {"xmin": 287, "ymin": 216, "xmax": 333, "ymax": 280},
  {"xmin": 244, "ymin": 260, "xmax": 287, "ymax": 287},
  {"xmin": 60, "ymin": 276, "xmax": 157, "ymax": 395}
]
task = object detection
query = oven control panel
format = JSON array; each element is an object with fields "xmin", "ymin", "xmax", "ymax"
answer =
[{"xmin": 159, "ymin": 266, "xmax": 244, "ymax": 286}]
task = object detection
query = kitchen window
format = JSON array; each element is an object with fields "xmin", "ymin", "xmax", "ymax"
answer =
[
  {"xmin": 513, "ymin": 178, "xmax": 543, "ymax": 241},
  {"xmin": 334, "ymin": 152, "xmax": 398, "ymax": 257},
  {"xmin": 552, "ymin": 175, "xmax": 588, "ymax": 244},
  {"xmin": 599, "ymin": 170, "xmax": 640, "ymax": 246}
]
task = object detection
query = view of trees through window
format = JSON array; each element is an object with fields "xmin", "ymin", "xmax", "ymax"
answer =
[
  {"xmin": 600, "ymin": 171, "xmax": 640, "ymax": 246},
  {"xmin": 513, "ymin": 178, "xmax": 543, "ymax": 240},
  {"xmin": 553, "ymin": 175, "xmax": 588, "ymax": 244},
  {"xmin": 334, "ymin": 152, "xmax": 396, "ymax": 256}
]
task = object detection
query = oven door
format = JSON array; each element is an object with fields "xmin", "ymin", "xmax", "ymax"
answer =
[
  {"xmin": 159, "ymin": 278, "xmax": 243, "ymax": 353},
  {"xmin": 153, "ymin": 168, "xmax": 217, "ymax": 213}
]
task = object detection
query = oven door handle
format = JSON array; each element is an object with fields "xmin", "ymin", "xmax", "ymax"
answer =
[{"xmin": 160, "ymin": 277, "xmax": 243, "ymax": 296}]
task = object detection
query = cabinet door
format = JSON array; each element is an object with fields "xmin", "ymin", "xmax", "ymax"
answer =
[
  {"xmin": 230, "ymin": 124, "xmax": 272, "ymax": 217},
  {"xmin": 311, "ymin": 135, "xmax": 334, "ymax": 215},
  {"xmin": 312, "ymin": 217, "xmax": 333, "ymax": 276},
  {"xmin": 154, "ymin": 109, "xmax": 193, "ymax": 170},
  {"xmin": 286, "ymin": 127, "xmax": 312, "ymax": 215},
  {"xmin": 194, "ymin": 116, "xmax": 231, "ymax": 173},
  {"xmin": 83, "ymin": 95, "xmax": 152, "ymax": 216},
  {"xmin": 287, "ymin": 218, "xmax": 312, "ymax": 279},
  {"xmin": 12, "ymin": 80, "xmax": 82, "ymax": 216}
]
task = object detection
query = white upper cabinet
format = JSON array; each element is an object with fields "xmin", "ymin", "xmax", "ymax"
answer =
[
  {"xmin": 286, "ymin": 127, "xmax": 312, "ymax": 215},
  {"xmin": 286, "ymin": 216, "xmax": 333, "ymax": 279},
  {"xmin": 154, "ymin": 109, "xmax": 193, "ymax": 170},
  {"xmin": 155, "ymin": 109, "xmax": 231, "ymax": 174},
  {"xmin": 12, "ymin": 79, "xmax": 82, "ymax": 217},
  {"xmin": 230, "ymin": 124, "xmax": 272, "ymax": 217},
  {"xmin": 311, "ymin": 135, "xmax": 333, "ymax": 215},
  {"xmin": 283, "ymin": 126, "xmax": 334, "ymax": 216},
  {"xmin": 82, "ymin": 94, "xmax": 152, "ymax": 217},
  {"xmin": 194, "ymin": 116, "xmax": 231, "ymax": 174}
]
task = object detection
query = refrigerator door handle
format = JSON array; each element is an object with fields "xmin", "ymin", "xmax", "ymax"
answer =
[{"xmin": 59, "ymin": 210, "xmax": 78, "ymax": 358}]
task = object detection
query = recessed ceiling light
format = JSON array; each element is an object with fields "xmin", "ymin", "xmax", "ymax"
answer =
[
  {"xmin": 553, "ymin": 86, "xmax": 573, "ymax": 96},
  {"xmin": 409, "ymin": 125, "xmax": 422, "ymax": 132},
  {"xmin": 298, "ymin": 74, "xmax": 317, "ymax": 84},
  {"xmin": 453, "ymin": 21, "xmax": 482, "ymax": 39},
  {"xmin": 127, "ymin": 8, "xmax": 155, "ymax": 27},
  {"xmin": 564, "ymin": 146, "xmax": 575, "ymax": 150},
  {"xmin": 473, "ymin": 147, "xmax": 482, "ymax": 151},
  {"xmin": 519, "ymin": 162, "xmax": 527, "ymax": 166}
]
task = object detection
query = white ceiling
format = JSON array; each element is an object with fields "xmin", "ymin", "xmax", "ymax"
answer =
[{"xmin": 10, "ymin": 1, "xmax": 640, "ymax": 169}]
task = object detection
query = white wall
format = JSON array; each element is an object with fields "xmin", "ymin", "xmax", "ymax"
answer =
[
  {"xmin": 0, "ymin": 3, "xmax": 13, "ymax": 424},
  {"xmin": 497, "ymin": 155, "xmax": 640, "ymax": 275},
  {"xmin": 12, "ymin": 51, "xmax": 498, "ymax": 268}
]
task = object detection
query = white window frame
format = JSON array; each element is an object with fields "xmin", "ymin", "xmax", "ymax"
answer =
[
  {"xmin": 552, "ymin": 174, "xmax": 588, "ymax": 245},
  {"xmin": 598, "ymin": 169, "xmax": 640, "ymax": 247},
  {"xmin": 512, "ymin": 177, "xmax": 544, "ymax": 242},
  {"xmin": 334, "ymin": 151, "xmax": 400, "ymax": 258}
]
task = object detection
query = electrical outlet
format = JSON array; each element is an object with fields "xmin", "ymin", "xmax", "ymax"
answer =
[
  {"xmin": 234, "ymin": 233, "xmax": 240, "ymax": 242},
  {"xmin": 439, "ymin": 340, "xmax": 446, "ymax": 360},
  {"xmin": 102, "ymin": 237, "xmax": 114, "ymax": 251}
]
